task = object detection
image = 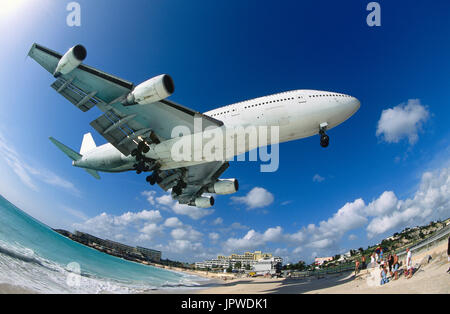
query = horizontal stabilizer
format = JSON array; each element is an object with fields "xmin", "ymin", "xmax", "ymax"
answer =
[
  {"xmin": 85, "ymin": 168, "xmax": 100, "ymax": 180},
  {"xmin": 49, "ymin": 137, "xmax": 82, "ymax": 161}
]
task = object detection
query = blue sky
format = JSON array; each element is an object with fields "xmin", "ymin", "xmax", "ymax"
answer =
[{"xmin": 0, "ymin": 0, "xmax": 449, "ymax": 263}]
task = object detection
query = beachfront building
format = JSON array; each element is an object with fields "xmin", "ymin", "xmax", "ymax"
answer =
[
  {"xmin": 314, "ymin": 256, "xmax": 333, "ymax": 266},
  {"xmin": 73, "ymin": 231, "xmax": 162, "ymax": 262},
  {"xmin": 136, "ymin": 246, "xmax": 161, "ymax": 262},
  {"xmin": 195, "ymin": 259, "xmax": 230, "ymax": 270},
  {"xmin": 195, "ymin": 251, "xmax": 282, "ymax": 271},
  {"xmin": 253, "ymin": 257, "xmax": 282, "ymax": 275}
]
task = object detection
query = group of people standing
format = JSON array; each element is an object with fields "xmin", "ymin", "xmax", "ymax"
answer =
[{"xmin": 354, "ymin": 247, "xmax": 413, "ymax": 285}]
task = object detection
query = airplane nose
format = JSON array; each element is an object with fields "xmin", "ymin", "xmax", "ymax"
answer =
[{"xmin": 350, "ymin": 97, "xmax": 360, "ymax": 114}]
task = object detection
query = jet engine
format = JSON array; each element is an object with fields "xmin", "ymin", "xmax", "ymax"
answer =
[
  {"xmin": 53, "ymin": 45, "xmax": 87, "ymax": 77},
  {"xmin": 190, "ymin": 196, "xmax": 215, "ymax": 208},
  {"xmin": 207, "ymin": 179, "xmax": 239, "ymax": 195},
  {"xmin": 123, "ymin": 74, "xmax": 175, "ymax": 106}
]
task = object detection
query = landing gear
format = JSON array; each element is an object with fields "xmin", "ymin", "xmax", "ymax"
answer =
[
  {"xmin": 146, "ymin": 172, "xmax": 161, "ymax": 186},
  {"xmin": 319, "ymin": 123, "xmax": 329, "ymax": 148},
  {"xmin": 132, "ymin": 139, "xmax": 156, "ymax": 174},
  {"xmin": 172, "ymin": 181, "xmax": 187, "ymax": 196}
]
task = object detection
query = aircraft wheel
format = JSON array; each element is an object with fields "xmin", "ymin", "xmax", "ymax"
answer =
[
  {"xmin": 146, "ymin": 175, "xmax": 156, "ymax": 185},
  {"xmin": 320, "ymin": 134, "xmax": 329, "ymax": 148},
  {"xmin": 173, "ymin": 186, "xmax": 182, "ymax": 195}
]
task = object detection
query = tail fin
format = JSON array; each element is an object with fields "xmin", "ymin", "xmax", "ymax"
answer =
[
  {"xmin": 49, "ymin": 136, "xmax": 101, "ymax": 180},
  {"xmin": 80, "ymin": 133, "xmax": 96, "ymax": 155},
  {"xmin": 49, "ymin": 137, "xmax": 82, "ymax": 161}
]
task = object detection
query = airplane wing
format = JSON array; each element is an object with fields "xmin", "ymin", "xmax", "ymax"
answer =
[
  {"xmin": 28, "ymin": 43, "xmax": 223, "ymax": 156},
  {"xmin": 29, "ymin": 44, "xmax": 231, "ymax": 206},
  {"xmin": 157, "ymin": 162, "xmax": 229, "ymax": 205}
]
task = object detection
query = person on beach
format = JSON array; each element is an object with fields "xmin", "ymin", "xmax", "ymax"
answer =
[
  {"xmin": 392, "ymin": 253, "xmax": 399, "ymax": 280},
  {"xmin": 388, "ymin": 254, "xmax": 394, "ymax": 277},
  {"xmin": 447, "ymin": 236, "xmax": 450, "ymax": 274},
  {"xmin": 405, "ymin": 248, "xmax": 413, "ymax": 279},
  {"xmin": 370, "ymin": 253, "xmax": 375, "ymax": 267},
  {"xmin": 355, "ymin": 259, "xmax": 360, "ymax": 277},
  {"xmin": 361, "ymin": 255, "xmax": 366, "ymax": 270},
  {"xmin": 380, "ymin": 264, "xmax": 388, "ymax": 285}
]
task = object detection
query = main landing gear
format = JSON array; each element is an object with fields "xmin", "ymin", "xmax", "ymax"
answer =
[
  {"xmin": 172, "ymin": 181, "xmax": 187, "ymax": 196},
  {"xmin": 146, "ymin": 172, "xmax": 161, "ymax": 186},
  {"xmin": 319, "ymin": 123, "xmax": 329, "ymax": 148},
  {"xmin": 131, "ymin": 138, "xmax": 157, "ymax": 174}
]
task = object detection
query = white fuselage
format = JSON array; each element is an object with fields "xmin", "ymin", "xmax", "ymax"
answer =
[{"xmin": 74, "ymin": 89, "xmax": 360, "ymax": 172}]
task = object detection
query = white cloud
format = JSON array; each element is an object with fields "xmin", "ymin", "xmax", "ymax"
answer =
[
  {"xmin": 365, "ymin": 191, "xmax": 399, "ymax": 216},
  {"xmin": 312, "ymin": 174, "xmax": 325, "ymax": 183},
  {"xmin": 230, "ymin": 222, "xmax": 249, "ymax": 230},
  {"xmin": 376, "ymin": 99, "xmax": 429, "ymax": 145},
  {"xmin": 231, "ymin": 187, "xmax": 274, "ymax": 209},
  {"xmin": 263, "ymin": 226, "xmax": 283, "ymax": 242},
  {"xmin": 163, "ymin": 217, "xmax": 183, "ymax": 228},
  {"xmin": 115, "ymin": 210, "xmax": 162, "ymax": 225},
  {"xmin": 209, "ymin": 232, "xmax": 220, "ymax": 242},
  {"xmin": 212, "ymin": 217, "xmax": 223, "ymax": 225},
  {"xmin": 223, "ymin": 226, "xmax": 283, "ymax": 252},
  {"xmin": 171, "ymin": 226, "xmax": 202, "ymax": 241},
  {"xmin": 0, "ymin": 132, "xmax": 79, "ymax": 194},
  {"xmin": 139, "ymin": 223, "xmax": 163, "ymax": 239},
  {"xmin": 61, "ymin": 206, "xmax": 88, "ymax": 221},
  {"xmin": 153, "ymin": 191, "xmax": 214, "ymax": 220},
  {"xmin": 165, "ymin": 240, "xmax": 204, "ymax": 254},
  {"xmin": 73, "ymin": 209, "xmax": 163, "ymax": 241},
  {"xmin": 172, "ymin": 202, "xmax": 213, "ymax": 220},
  {"xmin": 156, "ymin": 194, "xmax": 173, "ymax": 206},
  {"xmin": 141, "ymin": 191, "xmax": 157, "ymax": 205},
  {"xmin": 220, "ymin": 166, "xmax": 450, "ymax": 263},
  {"xmin": 366, "ymin": 167, "xmax": 450, "ymax": 237},
  {"xmin": 287, "ymin": 198, "xmax": 368, "ymax": 252}
]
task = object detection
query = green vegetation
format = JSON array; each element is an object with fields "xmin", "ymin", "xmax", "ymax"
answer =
[{"xmin": 282, "ymin": 260, "xmax": 306, "ymax": 271}]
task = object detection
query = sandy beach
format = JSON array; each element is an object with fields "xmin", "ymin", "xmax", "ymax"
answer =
[
  {"xmin": 196, "ymin": 241, "xmax": 450, "ymax": 294},
  {"xmin": 0, "ymin": 283, "xmax": 35, "ymax": 294}
]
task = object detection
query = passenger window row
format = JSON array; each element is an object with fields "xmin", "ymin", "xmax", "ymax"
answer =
[
  {"xmin": 211, "ymin": 93, "xmax": 350, "ymax": 117},
  {"xmin": 310, "ymin": 94, "xmax": 351, "ymax": 98}
]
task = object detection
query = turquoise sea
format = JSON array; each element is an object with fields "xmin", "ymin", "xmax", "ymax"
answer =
[{"xmin": 0, "ymin": 195, "xmax": 205, "ymax": 293}]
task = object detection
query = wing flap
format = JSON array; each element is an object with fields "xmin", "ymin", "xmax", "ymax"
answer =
[
  {"xmin": 51, "ymin": 77, "xmax": 103, "ymax": 112},
  {"xmin": 90, "ymin": 109, "xmax": 151, "ymax": 155}
]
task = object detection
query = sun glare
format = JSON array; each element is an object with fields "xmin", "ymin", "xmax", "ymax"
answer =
[{"xmin": 0, "ymin": 0, "xmax": 28, "ymax": 18}]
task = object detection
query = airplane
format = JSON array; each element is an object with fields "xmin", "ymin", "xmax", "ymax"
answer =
[{"xmin": 28, "ymin": 44, "xmax": 360, "ymax": 208}]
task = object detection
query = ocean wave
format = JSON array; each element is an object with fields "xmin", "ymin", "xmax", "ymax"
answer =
[{"xmin": 0, "ymin": 240, "xmax": 201, "ymax": 293}]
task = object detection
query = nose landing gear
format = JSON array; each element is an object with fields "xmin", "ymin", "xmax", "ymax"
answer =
[{"xmin": 319, "ymin": 123, "xmax": 329, "ymax": 148}]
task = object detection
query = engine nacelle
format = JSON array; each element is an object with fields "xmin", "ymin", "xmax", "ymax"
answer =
[
  {"xmin": 124, "ymin": 74, "xmax": 175, "ymax": 105},
  {"xmin": 207, "ymin": 179, "xmax": 239, "ymax": 195},
  {"xmin": 53, "ymin": 45, "xmax": 87, "ymax": 77},
  {"xmin": 190, "ymin": 196, "xmax": 215, "ymax": 208}
]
